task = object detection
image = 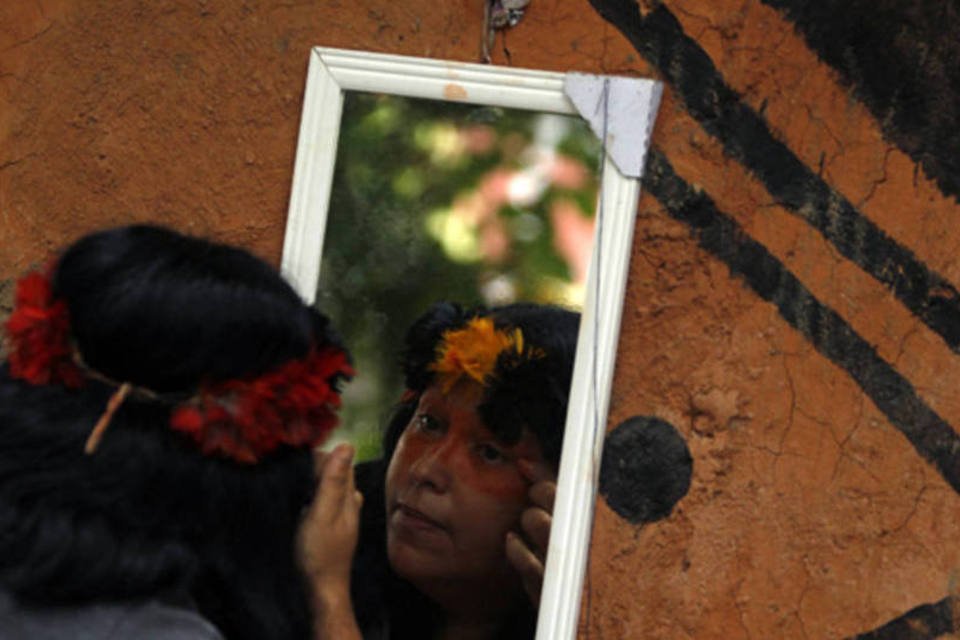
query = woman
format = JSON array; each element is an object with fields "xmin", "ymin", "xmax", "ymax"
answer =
[
  {"xmin": 303, "ymin": 301, "xmax": 579, "ymax": 640},
  {"xmin": 0, "ymin": 225, "xmax": 354, "ymax": 640}
]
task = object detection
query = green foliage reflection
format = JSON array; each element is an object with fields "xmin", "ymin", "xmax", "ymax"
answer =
[{"xmin": 317, "ymin": 93, "xmax": 600, "ymax": 460}]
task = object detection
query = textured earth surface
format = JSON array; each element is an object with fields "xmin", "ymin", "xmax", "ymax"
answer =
[{"xmin": 3, "ymin": 1, "xmax": 958, "ymax": 638}]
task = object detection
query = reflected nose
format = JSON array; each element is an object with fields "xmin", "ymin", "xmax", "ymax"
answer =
[{"xmin": 409, "ymin": 438, "xmax": 458, "ymax": 493}]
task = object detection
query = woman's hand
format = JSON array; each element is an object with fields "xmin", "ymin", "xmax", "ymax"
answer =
[
  {"xmin": 505, "ymin": 460, "xmax": 556, "ymax": 607},
  {"xmin": 297, "ymin": 443, "xmax": 363, "ymax": 640}
]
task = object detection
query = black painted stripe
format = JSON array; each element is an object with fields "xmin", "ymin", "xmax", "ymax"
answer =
[
  {"xmin": 643, "ymin": 148, "xmax": 960, "ymax": 495},
  {"xmin": 587, "ymin": 0, "xmax": 960, "ymax": 353},
  {"xmin": 848, "ymin": 596, "xmax": 954, "ymax": 639},
  {"xmin": 760, "ymin": 0, "xmax": 960, "ymax": 203}
]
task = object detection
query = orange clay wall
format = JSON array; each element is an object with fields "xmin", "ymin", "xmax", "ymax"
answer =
[{"xmin": 2, "ymin": 2, "xmax": 958, "ymax": 638}]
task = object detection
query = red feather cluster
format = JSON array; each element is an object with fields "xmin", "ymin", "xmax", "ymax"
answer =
[
  {"xmin": 170, "ymin": 347, "xmax": 354, "ymax": 463},
  {"xmin": 5, "ymin": 270, "xmax": 84, "ymax": 388},
  {"xmin": 5, "ymin": 268, "xmax": 353, "ymax": 464}
]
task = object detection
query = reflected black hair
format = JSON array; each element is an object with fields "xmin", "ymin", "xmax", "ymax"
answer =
[
  {"xmin": 382, "ymin": 301, "xmax": 580, "ymax": 468},
  {"xmin": 351, "ymin": 301, "xmax": 579, "ymax": 639},
  {"xmin": 0, "ymin": 225, "xmax": 347, "ymax": 640}
]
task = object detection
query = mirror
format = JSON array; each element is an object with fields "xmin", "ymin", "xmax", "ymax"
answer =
[
  {"xmin": 281, "ymin": 47, "xmax": 660, "ymax": 640},
  {"xmin": 319, "ymin": 91, "xmax": 601, "ymax": 459}
]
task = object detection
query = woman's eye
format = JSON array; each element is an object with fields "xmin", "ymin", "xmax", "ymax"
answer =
[
  {"xmin": 414, "ymin": 414, "xmax": 442, "ymax": 434},
  {"xmin": 476, "ymin": 443, "xmax": 505, "ymax": 463}
]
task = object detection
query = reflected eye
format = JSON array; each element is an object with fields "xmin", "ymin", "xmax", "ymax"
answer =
[
  {"xmin": 413, "ymin": 413, "xmax": 442, "ymax": 434},
  {"xmin": 476, "ymin": 442, "xmax": 506, "ymax": 463}
]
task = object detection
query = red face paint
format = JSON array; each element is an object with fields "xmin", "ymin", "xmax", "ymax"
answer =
[
  {"xmin": 394, "ymin": 381, "xmax": 539, "ymax": 500},
  {"xmin": 384, "ymin": 380, "xmax": 547, "ymax": 610}
]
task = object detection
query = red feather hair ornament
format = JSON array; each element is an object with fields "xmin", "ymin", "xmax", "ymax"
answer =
[
  {"xmin": 4, "ymin": 267, "xmax": 353, "ymax": 464},
  {"xmin": 170, "ymin": 347, "xmax": 353, "ymax": 463},
  {"xmin": 5, "ymin": 269, "xmax": 84, "ymax": 388}
]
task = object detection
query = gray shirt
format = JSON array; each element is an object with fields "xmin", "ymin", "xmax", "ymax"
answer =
[{"xmin": 0, "ymin": 591, "xmax": 224, "ymax": 640}]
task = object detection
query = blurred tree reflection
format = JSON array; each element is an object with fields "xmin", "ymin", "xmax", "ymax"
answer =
[{"xmin": 317, "ymin": 93, "xmax": 600, "ymax": 459}]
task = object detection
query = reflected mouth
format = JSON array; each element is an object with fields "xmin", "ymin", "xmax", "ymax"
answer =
[{"xmin": 393, "ymin": 503, "xmax": 446, "ymax": 533}]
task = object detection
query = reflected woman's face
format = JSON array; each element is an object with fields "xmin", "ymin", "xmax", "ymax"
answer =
[{"xmin": 385, "ymin": 379, "xmax": 544, "ymax": 608}]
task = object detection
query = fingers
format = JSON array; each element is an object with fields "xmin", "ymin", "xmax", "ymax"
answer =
[
  {"xmin": 520, "ymin": 506, "xmax": 551, "ymax": 558},
  {"xmin": 528, "ymin": 480, "xmax": 556, "ymax": 511},
  {"xmin": 313, "ymin": 448, "xmax": 330, "ymax": 479},
  {"xmin": 518, "ymin": 459, "xmax": 557, "ymax": 513},
  {"xmin": 298, "ymin": 442, "xmax": 363, "ymax": 589},
  {"xmin": 321, "ymin": 443, "xmax": 354, "ymax": 485},
  {"xmin": 317, "ymin": 443, "xmax": 356, "ymax": 521},
  {"xmin": 508, "ymin": 466, "xmax": 554, "ymax": 609},
  {"xmin": 517, "ymin": 458, "xmax": 555, "ymax": 485},
  {"xmin": 505, "ymin": 531, "xmax": 544, "ymax": 605}
]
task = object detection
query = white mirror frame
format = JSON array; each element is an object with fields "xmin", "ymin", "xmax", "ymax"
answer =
[{"xmin": 281, "ymin": 47, "xmax": 657, "ymax": 640}]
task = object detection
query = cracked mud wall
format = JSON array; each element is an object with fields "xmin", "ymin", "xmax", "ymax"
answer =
[
  {"xmin": 0, "ymin": 0, "xmax": 641, "ymax": 275},
  {"xmin": 3, "ymin": 1, "xmax": 960, "ymax": 639},
  {"xmin": 586, "ymin": 1, "xmax": 960, "ymax": 638}
]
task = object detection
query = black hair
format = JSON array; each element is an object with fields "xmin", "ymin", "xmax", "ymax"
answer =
[
  {"xmin": 0, "ymin": 225, "xmax": 348, "ymax": 640},
  {"xmin": 351, "ymin": 301, "xmax": 579, "ymax": 639},
  {"xmin": 382, "ymin": 301, "xmax": 580, "ymax": 468}
]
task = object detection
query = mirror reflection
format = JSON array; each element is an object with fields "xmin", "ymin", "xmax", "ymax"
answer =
[
  {"xmin": 305, "ymin": 91, "xmax": 602, "ymax": 638},
  {"xmin": 317, "ymin": 92, "xmax": 601, "ymax": 460}
]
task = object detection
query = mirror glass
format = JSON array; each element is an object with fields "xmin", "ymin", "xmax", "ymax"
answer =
[{"xmin": 318, "ymin": 92, "xmax": 601, "ymax": 459}]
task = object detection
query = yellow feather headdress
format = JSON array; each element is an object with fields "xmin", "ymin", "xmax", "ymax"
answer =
[{"xmin": 429, "ymin": 316, "xmax": 541, "ymax": 392}]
